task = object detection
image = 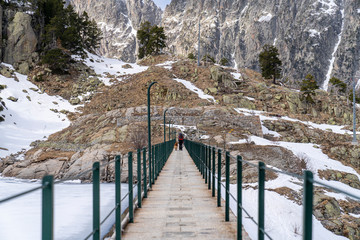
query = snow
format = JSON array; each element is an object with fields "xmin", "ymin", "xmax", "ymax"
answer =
[
  {"xmin": 235, "ymin": 108, "xmax": 359, "ymax": 135},
  {"xmin": 308, "ymin": 29, "xmax": 321, "ymax": 37},
  {"xmin": 156, "ymin": 61, "xmax": 175, "ymax": 70},
  {"xmin": 231, "ymin": 72, "xmax": 241, "ymax": 80},
  {"xmin": 0, "ymin": 177, "xmax": 132, "ymax": 240},
  {"xmin": 244, "ymin": 96, "xmax": 255, "ymax": 101},
  {"xmin": 357, "ymin": 9, "xmax": 360, "ymax": 14},
  {"xmin": 74, "ymin": 52, "xmax": 148, "ymax": 86},
  {"xmin": 322, "ymin": 9, "xmax": 345, "ymax": 91},
  {"xmin": 171, "ymin": 124, "xmax": 197, "ymax": 132},
  {"xmin": 0, "ymin": 72, "xmax": 77, "ymax": 158},
  {"xmin": 316, "ymin": 0, "xmax": 338, "ymax": 15},
  {"xmin": 232, "ymin": 51, "xmax": 238, "ymax": 70},
  {"xmin": 258, "ymin": 12, "xmax": 273, "ymax": 22},
  {"xmin": 173, "ymin": 78, "xmax": 216, "ymax": 103}
]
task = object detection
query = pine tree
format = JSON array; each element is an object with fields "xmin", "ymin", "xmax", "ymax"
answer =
[
  {"xmin": 259, "ymin": 44, "xmax": 282, "ymax": 84},
  {"xmin": 300, "ymin": 74, "xmax": 319, "ymax": 104},
  {"xmin": 137, "ymin": 21, "xmax": 166, "ymax": 59},
  {"xmin": 329, "ymin": 77, "xmax": 346, "ymax": 96}
]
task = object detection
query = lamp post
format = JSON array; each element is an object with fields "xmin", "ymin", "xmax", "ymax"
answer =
[
  {"xmin": 147, "ymin": 82, "xmax": 157, "ymax": 187},
  {"xmin": 353, "ymin": 71, "xmax": 360, "ymax": 144}
]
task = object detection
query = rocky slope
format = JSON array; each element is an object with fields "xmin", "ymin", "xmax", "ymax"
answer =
[{"xmin": 66, "ymin": 0, "xmax": 162, "ymax": 62}]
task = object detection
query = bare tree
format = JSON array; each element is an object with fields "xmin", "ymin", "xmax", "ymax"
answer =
[{"xmin": 130, "ymin": 124, "xmax": 148, "ymax": 150}]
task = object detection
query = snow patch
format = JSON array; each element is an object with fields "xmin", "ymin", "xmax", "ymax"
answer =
[
  {"xmin": 308, "ymin": 29, "xmax": 321, "ymax": 37},
  {"xmin": 258, "ymin": 12, "xmax": 273, "ymax": 22},
  {"xmin": 74, "ymin": 51, "xmax": 148, "ymax": 86},
  {"xmin": 322, "ymin": 9, "xmax": 345, "ymax": 90},
  {"xmin": 173, "ymin": 78, "xmax": 216, "ymax": 103}
]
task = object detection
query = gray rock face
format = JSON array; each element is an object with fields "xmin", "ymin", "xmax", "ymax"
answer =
[
  {"xmin": 3, "ymin": 12, "xmax": 37, "ymax": 71},
  {"xmin": 162, "ymin": 0, "xmax": 360, "ymax": 87},
  {"xmin": 68, "ymin": 0, "xmax": 162, "ymax": 62}
]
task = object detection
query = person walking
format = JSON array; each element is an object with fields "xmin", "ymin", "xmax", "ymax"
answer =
[{"xmin": 178, "ymin": 132, "xmax": 184, "ymax": 150}]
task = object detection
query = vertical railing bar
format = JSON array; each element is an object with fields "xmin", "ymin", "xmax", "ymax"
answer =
[
  {"xmin": 225, "ymin": 151, "xmax": 230, "ymax": 221},
  {"xmin": 128, "ymin": 152, "xmax": 134, "ymax": 223},
  {"xmin": 143, "ymin": 148, "xmax": 147, "ymax": 198},
  {"xmin": 42, "ymin": 175, "xmax": 54, "ymax": 240},
  {"xmin": 208, "ymin": 146, "xmax": 211, "ymax": 190},
  {"xmin": 217, "ymin": 149, "xmax": 222, "ymax": 207},
  {"xmin": 237, "ymin": 156, "xmax": 243, "ymax": 240},
  {"xmin": 137, "ymin": 149, "xmax": 142, "ymax": 208},
  {"xmin": 258, "ymin": 162, "xmax": 265, "ymax": 240},
  {"xmin": 115, "ymin": 155, "xmax": 121, "ymax": 240},
  {"xmin": 303, "ymin": 171, "xmax": 314, "ymax": 240},
  {"xmin": 93, "ymin": 162, "xmax": 100, "ymax": 240},
  {"xmin": 212, "ymin": 147, "xmax": 215, "ymax": 197}
]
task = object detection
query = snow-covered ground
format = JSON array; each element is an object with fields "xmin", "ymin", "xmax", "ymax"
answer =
[
  {"xmin": 0, "ymin": 177, "xmax": 132, "ymax": 240},
  {"xmin": 76, "ymin": 52, "xmax": 148, "ymax": 86},
  {"xmin": 230, "ymin": 103, "xmax": 360, "ymax": 239},
  {"xmin": 173, "ymin": 78, "xmax": 216, "ymax": 103},
  {"xmin": 0, "ymin": 71, "xmax": 77, "ymax": 158}
]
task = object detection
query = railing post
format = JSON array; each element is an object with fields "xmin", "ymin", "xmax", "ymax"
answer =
[
  {"xmin": 155, "ymin": 145, "xmax": 158, "ymax": 181},
  {"xmin": 212, "ymin": 147, "xmax": 215, "ymax": 197},
  {"xmin": 217, "ymin": 149, "xmax": 222, "ymax": 207},
  {"xmin": 42, "ymin": 175, "xmax": 54, "ymax": 240},
  {"xmin": 93, "ymin": 162, "xmax": 100, "ymax": 240},
  {"xmin": 152, "ymin": 145, "xmax": 155, "ymax": 184},
  {"xmin": 303, "ymin": 171, "xmax": 314, "ymax": 240},
  {"xmin": 208, "ymin": 146, "xmax": 211, "ymax": 190},
  {"xmin": 115, "ymin": 155, "xmax": 121, "ymax": 240},
  {"xmin": 128, "ymin": 152, "xmax": 134, "ymax": 223},
  {"xmin": 225, "ymin": 151, "xmax": 230, "ymax": 221},
  {"xmin": 237, "ymin": 156, "xmax": 243, "ymax": 240},
  {"xmin": 143, "ymin": 148, "xmax": 147, "ymax": 198},
  {"xmin": 205, "ymin": 145, "xmax": 208, "ymax": 183},
  {"xmin": 258, "ymin": 162, "xmax": 265, "ymax": 240},
  {"xmin": 137, "ymin": 149, "xmax": 142, "ymax": 208}
]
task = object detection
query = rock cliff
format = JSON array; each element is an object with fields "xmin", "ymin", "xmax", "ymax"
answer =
[
  {"xmin": 162, "ymin": 0, "xmax": 360, "ymax": 88},
  {"xmin": 67, "ymin": 0, "xmax": 162, "ymax": 62}
]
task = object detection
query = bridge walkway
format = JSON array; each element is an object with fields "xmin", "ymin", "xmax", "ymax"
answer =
[{"xmin": 122, "ymin": 148, "xmax": 250, "ymax": 239}]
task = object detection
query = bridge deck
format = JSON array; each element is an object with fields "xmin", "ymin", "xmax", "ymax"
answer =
[{"xmin": 122, "ymin": 148, "xmax": 250, "ymax": 239}]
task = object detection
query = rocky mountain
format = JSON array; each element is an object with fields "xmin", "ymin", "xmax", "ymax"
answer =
[
  {"xmin": 68, "ymin": 0, "xmax": 360, "ymax": 88},
  {"xmin": 66, "ymin": 0, "xmax": 162, "ymax": 62},
  {"xmin": 162, "ymin": 0, "xmax": 360, "ymax": 88}
]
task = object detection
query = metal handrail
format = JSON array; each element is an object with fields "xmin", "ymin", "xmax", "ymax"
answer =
[
  {"xmin": 184, "ymin": 139, "xmax": 360, "ymax": 240},
  {"xmin": 0, "ymin": 139, "xmax": 176, "ymax": 240}
]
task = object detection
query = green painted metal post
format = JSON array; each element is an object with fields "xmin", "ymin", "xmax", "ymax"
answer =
[
  {"xmin": 152, "ymin": 145, "xmax": 155, "ymax": 184},
  {"xmin": 137, "ymin": 149, "xmax": 142, "ymax": 208},
  {"xmin": 93, "ymin": 162, "xmax": 100, "ymax": 240},
  {"xmin": 115, "ymin": 156, "xmax": 121, "ymax": 240},
  {"xmin": 212, "ymin": 147, "xmax": 215, "ymax": 197},
  {"xmin": 154, "ymin": 145, "xmax": 158, "ymax": 181},
  {"xmin": 208, "ymin": 146, "xmax": 211, "ymax": 190},
  {"xmin": 237, "ymin": 156, "xmax": 243, "ymax": 240},
  {"xmin": 225, "ymin": 151, "xmax": 230, "ymax": 222},
  {"xmin": 258, "ymin": 162, "xmax": 265, "ymax": 240},
  {"xmin": 147, "ymin": 82, "xmax": 157, "ymax": 190},
  {"xmin": 205, "ymin": 145, "xmax": 208, "ymax": 183},
  {"xmin": 217, "ymin": 149, "xmax": 222, "ymax": 207},
  {"xmin": 42, "ymin": 175, "xmax": 54, "ymax": 240},
  {"xmin": 143, "ymin": 148, "xmax": 147, "ymax": 198},
  {"xmin": 128, "ymin": 152, "xmax": 134, "ymax": 223},
  {"xmin": 303, "ymin": 171, "xmax": 314, "ymax": 240}
]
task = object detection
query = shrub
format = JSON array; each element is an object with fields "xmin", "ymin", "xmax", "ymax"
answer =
[
  {"xmin": 41, "ymin": 48, "xmax": 71, "ymax": 73},
  {"xmin": 219, "ymin": 57, "xmax": 229, "ymax": 66},
  {"xmin": 300, "ymin": 74, "xmax": 319, "ymax": 104},
  {"xmin": 188, "ymin": 53, "xmax": 196, "ymax": 60},
  {"xmin": 202, "ymin": 54, "xmax": 215, "ymax": 63}
]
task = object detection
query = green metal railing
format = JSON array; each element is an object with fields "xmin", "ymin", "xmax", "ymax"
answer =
[
  {"xmin": 0, "ymin": 139, "xmax": 175, "ymax": 240},
  {"xmin": 184, "ymin": 139, "xmax": 360, "ymax": 240}
]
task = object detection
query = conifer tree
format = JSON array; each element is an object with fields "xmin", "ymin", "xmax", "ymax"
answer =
[
  {"xmin": 259, "ymin": 44, "xmax": 282, "ymax": 84},
  {"xmin": 137, "ymin": 21, "xmax": 166, "ymax": 59},
  {"xmin": 300, "ymin": 74, "xmax": 319, "ymax": 104}
]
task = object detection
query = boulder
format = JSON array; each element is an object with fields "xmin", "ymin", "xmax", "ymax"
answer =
[{"xmin": 4, "ymin": 12, "xmax": 37, "ymax": 67}]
